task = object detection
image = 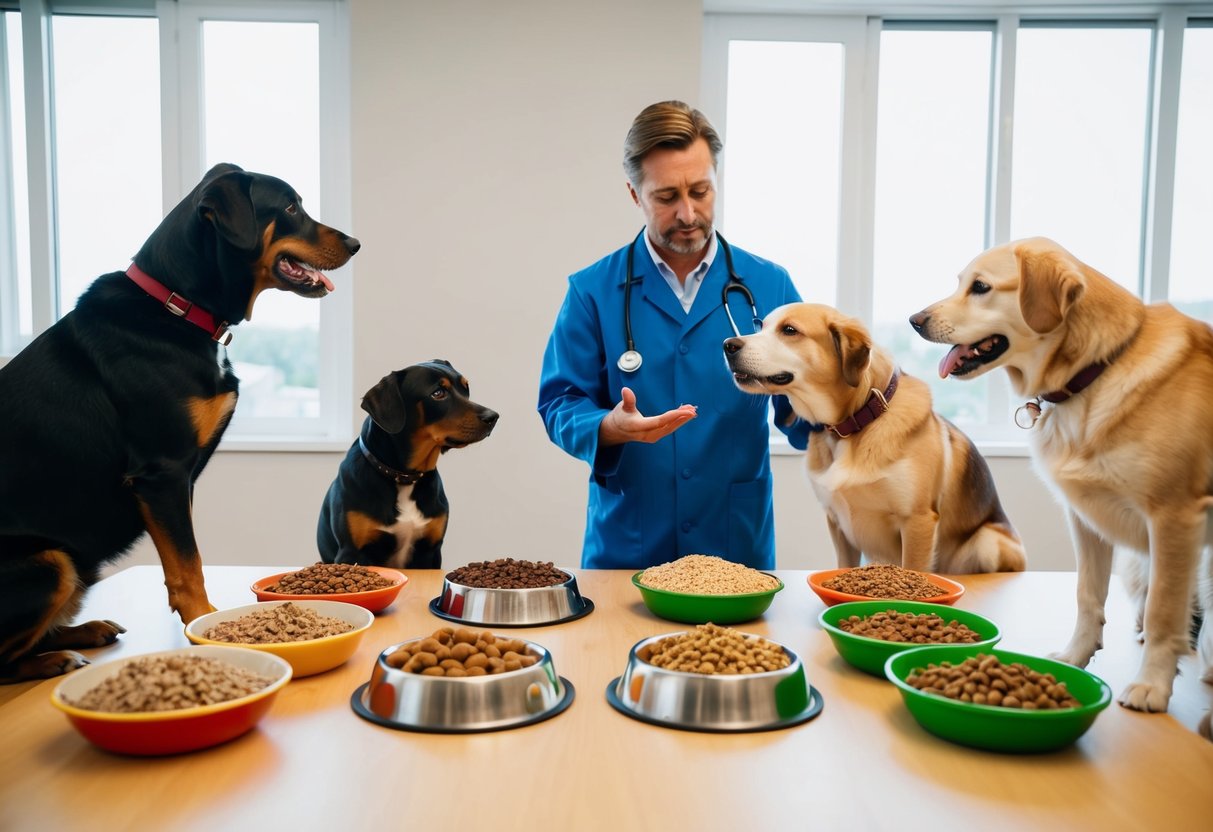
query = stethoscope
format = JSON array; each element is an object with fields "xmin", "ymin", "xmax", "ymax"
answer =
[{"xmin": 618, "ymin": 229, "xmax": 759, "ymax": 373}]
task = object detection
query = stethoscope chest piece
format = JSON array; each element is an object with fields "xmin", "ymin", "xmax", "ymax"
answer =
[{"xmin": 617, "ymin": 349, "xmax": 643, "ymax": 373}]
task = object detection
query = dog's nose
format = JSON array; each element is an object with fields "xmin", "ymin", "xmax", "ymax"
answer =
[
  {"xmin": 344, "ymin": 235, "xmax": 361, "ymax": 255},
  {"xmin": 480, "ymin": 409, "xmax": 499, "ymax": 426},
  {"xmin": 909, "ymin": 312, "xmax": 929, "ymax": 333},
  {"xmin": 723, "ymin": 337, "xmax": 744, "ymax": 355}
]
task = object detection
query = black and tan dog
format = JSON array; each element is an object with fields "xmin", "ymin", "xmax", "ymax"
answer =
[
  {"xmin": 0, "ymin": 163, "xmax": 358, "ymax": 681},
  {"xmin": 317, "ymin": 361, "xmax": 498, "ymax": 569}
]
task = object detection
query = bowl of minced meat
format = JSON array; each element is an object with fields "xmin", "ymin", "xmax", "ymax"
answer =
[{"xmin": 633, "ymin": 554, "xmax": 784, "ymax": 625}]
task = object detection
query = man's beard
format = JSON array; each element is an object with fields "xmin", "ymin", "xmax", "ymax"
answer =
[{"xmin": 656, "ymin": 221, "xmax": 712, "ymax": 255}]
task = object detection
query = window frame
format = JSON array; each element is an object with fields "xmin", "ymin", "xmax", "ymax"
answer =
[
  {"xmin": 703, "ymin": 4, "xmax": 1208, "ymax": 456},
  {"xmin": 0, "ymin": 0, "xmax": 353, "ymax": 450}
]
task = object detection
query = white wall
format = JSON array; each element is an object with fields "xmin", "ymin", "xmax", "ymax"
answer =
[{"xmin": 117, "ymin": 0, "xmax": 1075, "ymax": 576}]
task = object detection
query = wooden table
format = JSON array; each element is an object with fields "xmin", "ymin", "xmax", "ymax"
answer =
[{"xmin": 1, "ymin": 566, "xmax": 1210, "ymax": 831}]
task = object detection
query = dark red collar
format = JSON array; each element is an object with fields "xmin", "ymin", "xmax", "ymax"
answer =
[
  {"xmin": 358, "ymin": 436, "xmax": 425, "ymax": 485},
  {"xmin": 125, "ymin": 263, "xmax": 233, "ymax": 345},
  {"xmin": 826, "ymin": 370, "xmax": 900, "ymax": 438},
  {"xmin": 1039, "ymin": 361, "xmax": 1108, "ymax": 403}
]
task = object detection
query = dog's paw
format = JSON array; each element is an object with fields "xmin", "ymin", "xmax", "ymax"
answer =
[
  {"xmin": 18, "ymin": 650, "xmax": 90, "ymax": 680},
  {"xmin": 38, "ymin": 620, "xmax": 126, "ymax": 650},
  {"xmin": 1117, "ymin": 680, "xmax": 1172, "ymax": 713},
  {"xmin": 1047, "ymin": 648, "xmax": 1093, "ymax": 669}
]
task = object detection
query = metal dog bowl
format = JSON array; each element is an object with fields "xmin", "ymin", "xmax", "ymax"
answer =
[
  {"xmin": 351, "ymin": 636, "xmax": 574, "ymax": 733},
  {"xmin": 429, "ymin": 572, "xmax": 594, "ymax": 627},
  {"xmin": 606, "ymin": 631, "xmax": 823, "ymax": 733}
]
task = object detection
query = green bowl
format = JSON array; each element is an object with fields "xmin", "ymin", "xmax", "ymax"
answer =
[
  {"xmin": 818, "ymin": 600, "xmax": 1001, "ymax": 677},
  {"xmin": 885, "ymin": 645, "xmax": 1113, "ymax": 753},
  {"xmin": 631, "ymin": 571, "xmax": 783, "ymax": 625}
]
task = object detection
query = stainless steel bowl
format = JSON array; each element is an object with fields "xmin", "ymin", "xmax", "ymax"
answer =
[
  {"xmin": 606, "ymin": 631, "xmax": 823, "ymax": 732},
  {"xmin": 429, "ymin": 572, "xmax": 593, "ymax": 627},
  {"xmin": 351, "ymin": 636, "xmax": 574, "ymax": 733}
]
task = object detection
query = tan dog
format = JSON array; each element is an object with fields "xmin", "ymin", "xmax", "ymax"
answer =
[
  {"xmin": 724, "ymin": 302, "xmax": 1025, "ymax": 575},
  {"xmin": 910, "ymin": 237, "xmax": 1213, "ymax": 733}
]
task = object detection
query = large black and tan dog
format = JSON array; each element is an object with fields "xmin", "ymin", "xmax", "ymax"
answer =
[
  {"xmin": 0, "ymin": 163, "xmax": 359, "ymax": 681},
  {"xmin": 317, "ymin": 361, "xmax": 498, "ymax": 569}
]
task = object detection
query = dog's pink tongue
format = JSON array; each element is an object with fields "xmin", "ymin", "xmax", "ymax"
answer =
[
  {"xmin": 318, "ymin": 272, "xmax": 334, "ymax": 292},
  {"xmin": 938, "ymin": 345, "xmax": 969, "ymax": 378}
]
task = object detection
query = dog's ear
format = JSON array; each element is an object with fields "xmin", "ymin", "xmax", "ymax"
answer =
[
  {"xmin": 830, "ymin": 321, "xmax": 871, "ymax": 388},
  {"xmin": 1018, "ymin": 250, "xmax": 1085, "ymax": 333},
  {"xmin": 196, "ymin": 169, "xmax": 260, "ymax": 252},
  {"xmin": 361, "ymin": 371, "xmax": 410, "ymax": 434}
]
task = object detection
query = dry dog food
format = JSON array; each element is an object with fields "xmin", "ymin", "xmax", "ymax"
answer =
[
  {"xmin": 384, "ymin": 627, "xmax": 538, "ymax": 676},
  {"xmin": 838, "ymin": 610, "xmax": 983, "ymax": 644},
  {"xmin": 266, "ymin": 562, "xmax": 394, "ymax": 594},
  {"xmin": 907, "ymin": 653, "xmax": 1082, "ymax": 709},
  {"xmin": 69, "ymin": 655, "xmax": 274, "ymax": 713},
  {"xmin": 202, "ymin": 602, "xmax": 354, "ymax": 644},
  {"xmin": 446, "ymin": 558, "xmax": 569, "ymax": 588},
  {"xmin": 638, "ymin": 623, "xmax": 790, "ymax": 675},
  {"xmin": 639, "ymin": 554, "xmax": 779, "ymax": 595},
  {"xmin": 822, "ymin": 564, "xmax": 944, "ymax": 600}
]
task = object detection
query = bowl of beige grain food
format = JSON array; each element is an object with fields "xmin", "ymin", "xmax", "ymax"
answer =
[
  {"xmin": 632, "ymin": 554, "xmax": 783, "ymax": 624},
  {"xmin": 186, "ymin": 600, "xmax": 373, "ymax": 677},
  {"xmin": 51, "ymin": 645, "xmax": 291, "ymax": 755},
  {"xmin": 605, "ymin": 624, "xmax": 822, "ymax": 732}
]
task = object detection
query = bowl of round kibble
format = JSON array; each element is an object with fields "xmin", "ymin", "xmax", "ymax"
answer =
[
  {"xmin": 605, "ymin": 624, "xmax": 822, "ymax": 732},
  {"xmin": 185, "ymin": 600, "xmax": 374, "ymax": 677},
  {"xmin": 251, "ymin": 563, "xmax": 407, "ymax": 612},
  {"xmin": 350, "ymin": 626, "xmax": 575, "ymax": 733},
  {"xmin": 632, "ymin": 554, "xmax": 784, "ymax": 624},
  {"xmin": 807, "ymin": 565, "xmax": 964, "ymax": 607},
  {"xmin": 50, "ymin": 645, "xmax": 292, "ymax": 756},
  {"xmin": 818, "ymin": 600, "xmax": 1001, "ymax": 677},
  {"xmin": 430, "ymin": 558, "xmax": 593, "ymax": 627},
  {"xmin": 884, "ymin": 645, "xmax": 1113, "ymax": 752}
]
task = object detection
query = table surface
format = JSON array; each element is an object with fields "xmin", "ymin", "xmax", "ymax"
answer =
[{"xmin": 1, "ymin": 565, "xmax": 1210, "ymax": 832}]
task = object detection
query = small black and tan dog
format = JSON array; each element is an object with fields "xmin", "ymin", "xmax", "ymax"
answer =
[
  {"xmin": 0, "ymin": 163, "xmax": 358, "ymax": 681},
  {"xmin": 317, "ymin": 361, "xmax": 497, "ymax": 569}
]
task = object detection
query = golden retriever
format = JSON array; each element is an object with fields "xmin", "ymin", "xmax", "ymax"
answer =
[
  {"xmin": 724, "ymin": 302, "xmax": 1025, "ymax": 575},
  {"xmin": 910, "ymin": 237, "xmax": 1213, "ymax": 733}
]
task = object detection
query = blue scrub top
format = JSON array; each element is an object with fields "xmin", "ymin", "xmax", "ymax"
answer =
[{"xmin": 537, "ymin": 233, "xmax": 807, "ymax": 570}]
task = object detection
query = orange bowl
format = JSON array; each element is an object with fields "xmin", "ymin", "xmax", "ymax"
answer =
[
  {"xmin": 51, "ymin": 645, "xmax": 291, "ymax": 756},
  {"xmin": 807, "ymin": 568, "xmax": 964, "ymax": 607},
  {"xmin": 251, "ymin": 565, "xmax": 408, "ymax": 613}
]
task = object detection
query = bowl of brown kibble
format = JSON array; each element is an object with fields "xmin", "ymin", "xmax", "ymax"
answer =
[
  {"xmin": 632, "ymin": 554, "xmax": 784, "ymax": 624},
  {"xmin": 807, "ymin": 564, "xmax": 964, "ymax": 607},
  {"xmin": 350, "ymin": 626, "xmax": 575, "ymax": 733},
  {"xmin": 885, "ymin": 645, "xmax": 1113, "ymax": 753},
  {"xmin": 251, "ymin": 562, "xmax": 407, "ymax": 612},
  {"xmin": 818, "ymin": 600, "xmax": 1001, "ymax": 677},
  {"xmin": 430, "ymin": 558, "xmax": 593, "ymax": 627},
  {"xmin": 185, "ymin": 600, "xmax": 374, "ymax": 677},
  {"xmin": 605, "ymin": 623, "xmax": 822, "ymax": 732},
  {"xmin": 50, "ymin": 645, "xmax": 292, "ymax": 755}
]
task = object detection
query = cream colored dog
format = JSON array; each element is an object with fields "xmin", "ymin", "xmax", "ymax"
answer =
[
  {"xmin": 724, "ymin": 302, "xmax": 1025, "ymax": 575},
  {"xmin": 910, "ymin": 237, "xmax": 1213, "ymax": 734}
]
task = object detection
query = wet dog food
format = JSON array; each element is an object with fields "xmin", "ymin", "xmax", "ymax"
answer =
[
  {"xmin": 822, "ymin": 564, "xmax": 944, "ymax": 600},
  {"xmin": 907, "ymin": 653, "xmax": 1082, "ymax": 709},
  {"xmin": 639, "ymin": 554, "xmax": 779, "ymax": 595},
  {"xmin": 838, "ymin": 610, "xmax": 982, "ymax": 644},
  {"xmin": 638, "ymin": 623, "xmax": 790, "ymax": 675},
  {"xmin": 384, "ymin": 627, "xmax": 539, "ymax": 676},
  {"xmin": 266, "ymin": 562, "xmax": 395, "ymax": 594},
  {"xmin": 69, "ymin": 655, "xmax": 274, "ymax": 713},
  {"xmin": 446, "ymin": 558, "xmax": 569, "ymax": 589},
  {"xmin": 202, "ymin": 602, "xmax": 354, "ymax": 643}
]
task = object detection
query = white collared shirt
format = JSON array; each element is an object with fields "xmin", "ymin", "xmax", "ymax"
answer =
[{"xmin": 643, "ymin": 229, "xmax": 717, "ymax": 313}]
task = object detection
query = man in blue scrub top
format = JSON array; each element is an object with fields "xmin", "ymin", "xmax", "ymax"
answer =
[{"xmin": 538, "ymin": 101, "xmax": 809, "ymax": 570}]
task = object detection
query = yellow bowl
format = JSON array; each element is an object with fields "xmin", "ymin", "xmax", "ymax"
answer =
[
  {"xmin": 51, "ymin": 645, "xmax": 291, "ymax": 756},
  {"xmin": 186, "ymin": 600, "xmax": 374, "ymax": 677}
]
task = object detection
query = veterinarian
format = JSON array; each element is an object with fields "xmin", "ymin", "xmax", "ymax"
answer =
[{"xmin": 538, "ymin": 100, "xmax": 810, "ymax": 570}]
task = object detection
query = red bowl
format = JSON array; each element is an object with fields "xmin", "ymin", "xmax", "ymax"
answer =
[
  {"xmin": 807, "ymin": 568, "xmax": 964, "ymax": 607},
  {"xmin": 51, "ymin": 646, "xmax": 291, "ymax": 756},
  {"xmin": 251, "ymin": 565, "xmax": 408, "ymax": 613}
]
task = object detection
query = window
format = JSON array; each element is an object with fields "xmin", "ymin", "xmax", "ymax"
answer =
[
  {"xmin": 706, "ymin": 8, "xmax": 1211, "ymax": 450},
  {"xmin": 0, "ymin": 1, "xmax": 352, "ymax": 446}
]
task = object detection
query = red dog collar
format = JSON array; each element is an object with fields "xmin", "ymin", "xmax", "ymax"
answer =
[
  {"xmin": 125, "ymin": 263, "xmax": 233, "ymax": 345},
  {"xmin": 827, "ymin": 370, "xmax": 900, "ymax": 438}
]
